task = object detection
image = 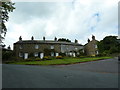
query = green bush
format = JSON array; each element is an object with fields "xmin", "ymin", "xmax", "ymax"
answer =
[
  {"xmin": 35, "ymin": 58, "xmax": 41, "ymax": 61},
  {"xmin": 59, "ymin": 53, "xmax": 66, "ymax": 56},
  {"xmin": 79, "ymin": 56, "xmax": 86, "ymax": 58},
  {"xmin": 15, "ymin": 57, "xmax": 24, "ymax": 61},
  {"xmin": 26, "ymin": 57, "xmax": 36, "ymax": 61},
  {"xmin": 56, "ymin": 56, "xmax": 63, "ymax": 59},
  {"xmin": 43, "ymin": 56, "xmax": 52, "ymax": 60},
  {"xmin": 28, "ymin": 53, "xmax": 34, "ymax": 58},
  {"xmin": 96, "ymin": 53, "xmax": 104, "ymax": 57},
  {"xmin": 2, "ymin": 51, "xmax": 14, "ymax": 61}
]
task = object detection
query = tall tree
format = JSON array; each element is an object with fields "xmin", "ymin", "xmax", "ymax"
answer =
[
  {"xmin": 0, "ymin": 1, "xmax": 15, "ymax": 45},
  {"xmin": 97, "ymin": 36, "xmax": 120, "ymax": 54}
]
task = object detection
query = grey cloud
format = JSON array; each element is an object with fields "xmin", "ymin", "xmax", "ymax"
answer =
[
  {"xmin": 4, "ymin": 1, "xmax": 118, "ymax": 49},
  {"xmin": 10, "ymin": 2, "xmax": 59, "ymax": 24}
]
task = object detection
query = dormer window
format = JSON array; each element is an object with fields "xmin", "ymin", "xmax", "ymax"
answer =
[
  {"xmin": 35, "ymin": 45, "xmax": 39, "ymax": 49},
  {"xmin": 51, "ymin": 45, "xmax": 54, "ymax": 49}
]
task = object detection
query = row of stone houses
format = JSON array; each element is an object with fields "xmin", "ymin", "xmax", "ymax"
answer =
[
  {"xmin": 13, "ymin": 35, "xmax": 99, "ymax": 59},
  {"xmin": 14, "ymin": 37, "xmax": 83, "ymax": 59}
]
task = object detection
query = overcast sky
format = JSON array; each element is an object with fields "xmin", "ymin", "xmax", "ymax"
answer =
[{"xmin": 4, "ymin": 0, "xmax": 118, "ymax": 49}]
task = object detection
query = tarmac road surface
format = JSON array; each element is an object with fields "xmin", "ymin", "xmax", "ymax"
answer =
[{"xmin": 2, "ymin": 58, "xmax": 118, "ymax": 88}]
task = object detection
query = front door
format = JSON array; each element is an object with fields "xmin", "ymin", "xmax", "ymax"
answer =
[
  {"xmin": 40, "ymin": 53, "xmax": 44, "ymax": 59},
  {"xmin": 56, "ymin": 53, "xmax": 59, "ymax": 56},
  {"xmin": 73, "ymin": 53, "xmax": 76, "ymax": 57},
  {"xmin": 24, "ymin": 53, "xmax": 28, "ymax": 59}
]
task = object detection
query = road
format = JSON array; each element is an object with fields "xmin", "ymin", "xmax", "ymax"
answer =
[{"xmin": 2, "ymin": 58, "xmax": 119, "ymax": 88}]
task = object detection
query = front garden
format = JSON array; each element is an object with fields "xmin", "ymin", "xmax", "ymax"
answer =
[{"xmin": 5, "ymin": 56, "xmax": 112, "ymax": 65}]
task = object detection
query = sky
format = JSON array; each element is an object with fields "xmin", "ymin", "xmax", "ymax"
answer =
[{"xmin": 4, "ymin": 0, "xmax": 119, "ymax": 49}]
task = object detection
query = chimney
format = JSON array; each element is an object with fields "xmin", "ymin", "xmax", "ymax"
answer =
[
  {"xmin": 19, "ymin": 36, "xmax": 22, "ymax": 41},
  {"xmin": 88, "ymin": 38, "xmax": 90, "ymax": 43},
  {"xmin": 43, "ymin": 36, "xmax": 45, "ymax": 41},
  {"xmin": 7, "ymin": 45, "xmax": 11, "ymax": 50},
  {"xmin": 75, "ymin": 39, "xmax": 78, "ymax": 43},
  {"xmin": 54, "ymin": 37, "xmax": 57, "ymax": 41},
  {"xmin": 31, "ymin": 36, "xmax": 34, "ymax": 40},
  {"xmin": 92, "ymin": 35, "xmax": 95, "ymax": 40}
]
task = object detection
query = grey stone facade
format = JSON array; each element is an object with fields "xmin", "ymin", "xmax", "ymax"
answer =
[
  {"xmin": 13, "ymin": 37, "xmax": 83, "ymax": 59},
  {"xmin": 84, "ymin": 35, "xmax": 99, "ymax": 56}
]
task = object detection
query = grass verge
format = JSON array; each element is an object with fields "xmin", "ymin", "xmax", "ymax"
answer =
[{"xmin": 5, "ymin": 56, "xmax": 112, "ymax": 65}]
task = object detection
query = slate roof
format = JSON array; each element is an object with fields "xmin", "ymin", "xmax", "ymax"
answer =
[{"xmin": 14, "ymin": 40, "xmax": 83, "ymax": 46}]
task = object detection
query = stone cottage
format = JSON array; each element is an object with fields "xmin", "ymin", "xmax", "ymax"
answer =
[
  {"xmin": 13, "ymin": 36, "xmax": 83, "ymax": 59},
  {"xmin": 84, "ymin": 35, "xmax": 99, "ymax": 56}
]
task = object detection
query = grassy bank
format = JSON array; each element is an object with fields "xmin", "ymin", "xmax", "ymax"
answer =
[{"xmin": 5, "ymin": 56, "xmax": 112, "ymax": 65}]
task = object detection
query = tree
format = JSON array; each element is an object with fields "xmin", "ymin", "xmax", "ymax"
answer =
[
  {"xmin": 58, "ymin": 38, "xmax": 71, "ymax": 42},
  {"xmin": 97, "ymin": 36, "xmax": 120, "ymax": 54},
  {"xmin": 0, "ymin": 1, "xmax": 15, "ymax": 45},
  {"xmin": 2, "ymin": 50, "xmax": 14, "ymax": 61}
]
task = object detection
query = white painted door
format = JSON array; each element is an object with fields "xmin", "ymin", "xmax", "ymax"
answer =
[
  {"xmin": 40, "ymin": 53, "xmax": 44, "ymax": 59},
  {"xmin": 56, "ymin": 53, "xmax": 59, "ymax": 56},
  {"xmin": 73, "ymin": 53, "xmax": 76, "ymax": 57},
  {"xmin": 24, "ymin": 53, "xmax": 28, "ymax": 59},
  {"xmin": 70, "ymin": 52, "xmax": 72, "ymax": 56}
]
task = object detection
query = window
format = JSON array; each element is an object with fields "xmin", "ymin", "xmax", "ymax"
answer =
[
  {"xmin": 19, "ymin": 52, "xmax": 23, "ymax": 57},
  {"xmin": 51, "ymin": 45, "xmax": 54, "ymax": 49},
  {"xmin": 96, "ymin": 51, "xmax": 99, "ymax": 55},
  {"xmin": 95, "ymin": 45, "xmax": 97, "ymax": 48},
  {"xmin": 34, "ymin": 52, "xmax": 38, "ymax": 57},
  {"xmin": 75, "ymin": 48, "xmax": 78, "ymax": 50},
  {"xmin": 19, "ymin": 45, "xmax": 23, "ymax": 49},
  {"xmin": 51, "ymin": 52, "xmax": 54, "ymax": 56},
  {"xmin": 82, "ymin": 49, "xmax": 84, "ymax": 53},
  {"xmin": 35, "ymin": 45, "xmax": 39, "ymax": 49}
]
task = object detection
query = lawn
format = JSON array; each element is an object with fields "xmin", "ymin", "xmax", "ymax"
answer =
[{"xmin": 6, "ymin": 56, "xmax": 112, "ymax": 65}]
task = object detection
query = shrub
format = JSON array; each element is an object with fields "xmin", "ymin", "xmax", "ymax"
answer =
[
  {"xmin": 79, "ymin": 56, "xmax": 86, "ymax": 58},
  {"xmin": 35, "ymin": 58, "xmax": 41, "ymax": 61},
  {"xmin": 15, "ymin": 57, "xmax": 23, "ymax": 61},
  {"xmin": 56, "ymin": 56, "xmax": 63, "ymax": 59},
  {"xmin": 43, "ymin": 56, "xmax": 52, "ymax": 60},
  {"xmin": 28, "ymin": 53, "xmax": 34, "ymax": 58},
  {"xmin": 2, "ymin": 51, "xmax": 14, "ymax": 61},
  {"xmin": 96, "ymin": 53, "xmax": 104, "ymax": 57},
  {"xmin": 59, "ymin": 53, "xmax": 66, "ymax": 56},
  {"xmin": 26, "ymin": 57, "xmax": 35, "ymax": 61}
]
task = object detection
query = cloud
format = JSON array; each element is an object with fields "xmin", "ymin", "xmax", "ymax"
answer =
[{"xmin": 4, "ymin": 0, "xmax": 119, "ymax": 49}]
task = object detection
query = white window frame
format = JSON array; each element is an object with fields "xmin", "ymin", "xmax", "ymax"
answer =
[
  {"xmin": 75, "ymin": 48, "xmax": 78, "ymax": 51},
  {"xmin": 51, "ymin": 45, "xmax": 54, "ymax": 49},
  {"xmin": 19, "ymin": 52, "xmax": 23, "ymax": 57},
  {"xmin": 51, "ymin": 52, "xmax": 54, "ymax": 56},
  {"xmin": 34, "ymin": 52, "xmax": 38, "ymax": 57},
  {"xmin": 35, "ymin": 45, "xmax": 39, "ymax": 49}
]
